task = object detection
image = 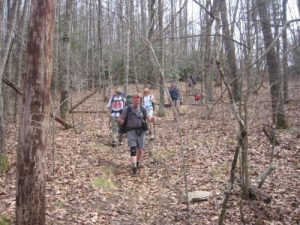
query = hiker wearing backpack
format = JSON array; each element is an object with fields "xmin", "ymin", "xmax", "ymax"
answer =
[
  {"xmin": 169, "ymin": 84, "xmax": 182, "ymax": 120},
  {"xmin": 142, "ymin": 88, "xmax": 156, "ymax": 139},
  {"xmin": 107, "ymin": 88, "xmax": 126, "ymax": 147},
  {"xmin": 118, "ymin": 93, "xmax": 149, "ymax": 175}
]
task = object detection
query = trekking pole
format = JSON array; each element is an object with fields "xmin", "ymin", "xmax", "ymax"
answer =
[{"xmin": 153, "ymin": 122, "xmax": 156, "ymax": 139}]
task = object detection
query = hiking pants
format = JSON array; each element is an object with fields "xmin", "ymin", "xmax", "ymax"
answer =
[{"xmin": 111, "ymin": 116, "xmax": 119, "ymax": 142}]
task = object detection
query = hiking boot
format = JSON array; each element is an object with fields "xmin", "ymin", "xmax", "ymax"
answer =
[
  {"xmin": 137, "ymin": 162, "xmax": 144, "ymax": 169},
  {"xmin": 132, "ymin": 167, "xmax": 137, "ymax": 175}
]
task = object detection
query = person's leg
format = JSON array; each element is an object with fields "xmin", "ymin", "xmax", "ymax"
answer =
[
  {"xmin": 137, "ymin": 148, "xmax": 144, "ymax": 168},
  {"xmin": 136, "ymin": 131, "xmax": 146, "ymax": 168},
  {"xmin": 148, "ymin": 109, "xmax": 155, "ymax": 139},
  {"xmin": 111, "ymin": 117, "xmax": 118, "ymax": 146},
  {"xmin": 127, "ymin": 131, "xmax": 138, "ymax": 174}
]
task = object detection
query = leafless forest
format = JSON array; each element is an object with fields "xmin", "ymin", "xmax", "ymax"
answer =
[{"xmin": 0, "ymin": 0, "xmax": 299, "ymax": 224}]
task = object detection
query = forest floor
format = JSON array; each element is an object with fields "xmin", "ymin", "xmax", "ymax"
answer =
[{"xmin": 1, "ymin": 82, "xmax": 300, "ymax": 225}]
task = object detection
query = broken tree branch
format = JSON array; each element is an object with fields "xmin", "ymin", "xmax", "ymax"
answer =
[
  {"xmin": 2, "ymin": 77, "xmax": 73, "ymax": 129},
  {"xmin": 69, "ymin": 90, "xmax": 98, "ymax": 113}
]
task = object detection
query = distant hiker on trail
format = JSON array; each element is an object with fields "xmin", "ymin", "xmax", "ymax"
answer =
[
  {"xmin": 186, "ymin": 77, "xmax": 193, "ymax": 94},
  {"xmin": 194, "ymin": 90, "xmax": 205, "ymax": 105},
  {"xmin": 107, "ymin": 88, "xmax": 126, "ymax": 147},
  {"xmin": 118, "ymin": 93, "xmax": 150, "ymax": 175},
  {"xmin": 169, "ymin": 84, "xmax": 182, "ymax": 120},
  {"xmin": 142, "ymin": 88, "xmax": 156, "ymax": 139}
]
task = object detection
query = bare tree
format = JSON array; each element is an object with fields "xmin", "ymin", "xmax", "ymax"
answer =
[
  {"xmin": 158, "ymin": 0, "xmax": 166, "ymax": 116},
  {"xmin": 219, "ymin": 0, "xmax": 240, "ymax": 102},
  {"xmin": 14, "ymin": 0, "xmax": 29, "ymax": 122},
  {"xmin": 16, "ymin": 0, "xmax": 56, "ymax": 224},
  {"xmin": 0, "ymin": 0, "xmax": 19, "ymax": 173},
  {"xmin": 60, "ymin": 0, "xmax": 73, "ymax": 120},
  {"xmin": 282, "ymin": 0, "xmax": 288, "ymax": 103},
  {"xmin": 256, "ymin": 0, "xmax": 288, "ymax": 128},
  {"xmin": 146, "ymin": 0, "xmax": 156, "ymax": 87}
]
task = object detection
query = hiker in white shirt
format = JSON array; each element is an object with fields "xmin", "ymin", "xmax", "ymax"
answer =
[
  {"xmin": 142, "ymin": 88, "xmax": 156, "ymax": 139},
  {"xmin": 107, "ymin": 88, "xmax": 126, "ymax": 147}
]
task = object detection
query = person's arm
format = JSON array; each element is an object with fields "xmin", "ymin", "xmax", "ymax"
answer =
[
  {"xmin": 107, "ymin": 97, "xmax": 113, "ymax": 116},
  {"xmin": 151, "ymin": 94, "xmax": 155, "ymax": 103},
  {"xmin": 118, "ymin": 106, "xmax": 127, "ymax": 124}
]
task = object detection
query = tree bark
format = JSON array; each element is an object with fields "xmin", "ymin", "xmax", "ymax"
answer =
[
  {"xmin": 0, "ymin": 0, "xmax": 19, "ymax": 172},
  {"xmin": 16, "ymin": 0, "xmax": 56, "ymax": 224},
  {"xmin": 203, "ymin": 0, "xmax": 218, "ymax": 102},
  {"xmin": 219, "ymin": 0, "xmax": 240, "ymax": 102},
  {"xmin": 282, "ymin": 0, "xmax": 289, "ymax": 103},
  {"xmin": 146, "ymin": 0, "xmax": 156, "ymax": 87},
  {"xmin": 158, "ymin": 0, "xmax": 165, "ymax": 116},
  {"xmin": 256, "ymin": 0, "xmax": 288, "ymax": 128},
  {"xmin": 14, "ymin": 0, "xmax": 29, "ymax": 122},
  {"xmin": 60, "ymin": 0, "xmax": 73, "ymax": 120}
]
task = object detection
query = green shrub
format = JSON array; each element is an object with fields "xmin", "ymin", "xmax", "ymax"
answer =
[
  {"xmin": 0, "ymin": 214, "xmax": 11, "ymax": 225},
  {"xmin": 0, "ymin": 154, "xmax": 9, "ymax": 175}
]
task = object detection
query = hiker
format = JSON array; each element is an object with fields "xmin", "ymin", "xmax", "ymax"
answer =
[
  {"xmin": 186, "ymin": 77, "xmax": 193, "ymax": 94},
  {"xmin": 169, "ymin": 84, "xmax": 182, "ymax": 120},
  {"xmin": 107, "ymin": 88, "xmax": 126, "ymax": 147},
  {"xmin": 118, "ymin": 93, "xmax": 149, "ymax": 175},
  {"xmin": 194, "ymin": 91, "xmax": 201, "ymax": 103},
  {"xmin": 142, "ymin": 88, "xmax": 156, "ymax": 139}
]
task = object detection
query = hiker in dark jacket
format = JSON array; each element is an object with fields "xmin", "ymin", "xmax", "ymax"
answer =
[
  {"xmin": 169, "ymin": 84, "xmax": 182, "ymax": 120},
  {"xmin": 118, "ymin": 93, "xmax": 150, "ymax": 175}
]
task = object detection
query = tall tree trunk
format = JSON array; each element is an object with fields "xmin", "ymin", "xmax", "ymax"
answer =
[
  {"xmin": 14, "ymin": 0, "xmax": 29, "ymax": 122},
  {"xmin": 256, "ymin": 0, "xmax": 288, "ymax": 128},
  {"xmin": 202, "ymin": 0, "xmax": 218, "ymax": 102},
  {"xmin": 97, "ymin": 0, "xmax": 103, "ymax": 91},
  {"xmin": 282, "ymin": 0, "xmax": 288, "ymax": 103},
  {"xmin": 0, "ymin": 0, "xmax": 19, "ymax": 172},
  {"xmin": 124, "ymin": 0, "xmax": 131, "ymax": 93},
  {"xmin": 146, "ymin": 0, "xmax": 156, "ymax": 87},
  {"xmin": 158, "ymin": 0, "xmax": 165, "ymax": 116},
  {"xmin": 170, "ymin": 0, "xmax": 177, "ymax": 68},
  {"xmin": 219, "ymin": 0, "xmax": 240, "ymax": 102},
  {"xmin": 60, "ymin": 0, "xmax": 73, "ymax": 120},
  {"xmin": 52, "ymin": 1, "xmax": 61, "ymax": 97},
  {"xmin": 16, "ymin": 0, "xmax": 56, "ymax": 224}
]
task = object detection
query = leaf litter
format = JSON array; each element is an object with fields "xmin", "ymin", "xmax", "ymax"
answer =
[{"xmin": 1, "ymin": 83, "xmax": 300, "ymax": 224}]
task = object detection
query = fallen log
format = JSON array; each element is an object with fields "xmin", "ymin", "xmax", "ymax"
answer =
[
  {"xmin": 257, "ymin": 165, "xmax": 276, "ymax": 188},
  {"xmin": 3, "ymin": 77, "xmax": 74, "ymax": 129},
  {"xmin": 71, "ymin": 110, "xmax": 106, "ymax": 113},
  {"xmin": 50, "ymin": 113, "xmax": 73, "ymax": 129},
  {"xmin": 235, "ymin": 174, "xmax": 272, "ymax": 204},
  {"xmin": 69, "ymin": 90, "xmax": 98, "ymax": 113},
  {"xmin": 263, "ymin": 125, "xmax": 280, "ymax": 146},
  {"xmin": 248, "ymin": 185, "xmax": 272, "ymax": 204}
]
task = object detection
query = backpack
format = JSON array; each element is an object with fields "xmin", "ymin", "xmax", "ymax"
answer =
[
  {"xmin": 119, "ymin": 106, "xmax": 147, "ymax": 134},
  {"xmin": 125, "ymin": 95, "xmax": 132, "ymax": 106},
  {"xmin": 169, "ymin": 88, "xmax": 179, "ymax": 100},
  {"xmin": 111, "ymin": 95, "xmax": 125, "ymax": 114}
]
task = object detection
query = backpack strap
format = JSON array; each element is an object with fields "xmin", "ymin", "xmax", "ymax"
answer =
[{"xmin": 123, "ymin": 106, "xmax": 131, "ymax": 127}]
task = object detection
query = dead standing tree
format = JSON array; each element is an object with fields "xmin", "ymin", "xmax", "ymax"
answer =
[
  {"xmin": 255, "ymin": 0, "xmax": 288, "ymax": 128},
  {"xmin": 16, "ymin": 0, "xmax": 57, "ymax": 224}
]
